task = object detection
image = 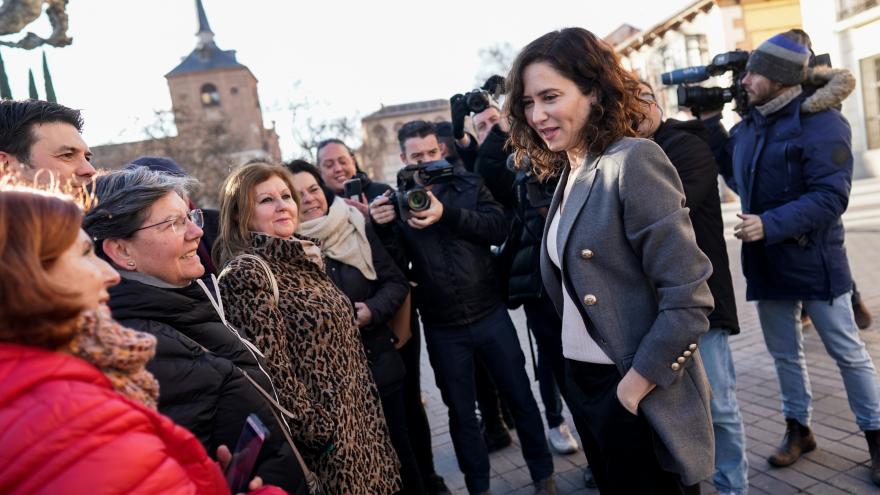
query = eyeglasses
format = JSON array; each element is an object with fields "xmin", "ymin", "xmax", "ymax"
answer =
[{"xmin": 133, "ymin": 209, "xmax": 204, "ymax": 235}]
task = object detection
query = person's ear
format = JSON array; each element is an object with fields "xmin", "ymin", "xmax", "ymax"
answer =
[
  {"xmin": 0, "ymin": 151, "xmax": 21, "ymax": 170},
  {"xmin": 439, "ymin": 142, "xmax": 448, "ymax": 156},
  {"xmin": 400, "ymin": 152, "xmax": 407, "ymax": 165},
  {"xmin": 102, "ymin": 238, "xmax": 136, "ymax": 271}
]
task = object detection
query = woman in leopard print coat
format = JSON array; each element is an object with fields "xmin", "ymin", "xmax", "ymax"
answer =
[{"xmin": 214, "ymin": 163, "xmax": 400, "ymax": 494}]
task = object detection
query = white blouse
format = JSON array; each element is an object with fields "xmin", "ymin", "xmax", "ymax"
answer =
[{"xmin": 546, "ymin": 171, "xmax": 614, "ymax": 365}]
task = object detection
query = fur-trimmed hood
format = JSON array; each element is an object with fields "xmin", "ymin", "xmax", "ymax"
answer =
[{"xmin": 801, "ymin": 65, "xmax": 856, "ymax": 114}]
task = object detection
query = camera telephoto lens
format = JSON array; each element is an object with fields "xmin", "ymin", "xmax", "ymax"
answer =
[{"xmin": 406, "ymin": 189, "xmax": 431, "ymax": 212}]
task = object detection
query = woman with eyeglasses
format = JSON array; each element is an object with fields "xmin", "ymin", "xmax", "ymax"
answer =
[{"xmin": 82, "ymin": 166, "xmax": 309, "ymax": 495}]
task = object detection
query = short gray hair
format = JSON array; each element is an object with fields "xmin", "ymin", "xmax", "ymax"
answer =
[{"xmin": 83, "ymin": 166, "xmax": 196, "ymax": 256}]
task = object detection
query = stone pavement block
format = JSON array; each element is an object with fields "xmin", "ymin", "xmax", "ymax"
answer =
[
  {"xmin": 805, "ymin": 449, "xmax": 860, "ymax": 472},
  {"xmin": 805, "ymin": 481, "xmax": 859, "ymax": 495},
  {"xmin": 489, "ymin": 452, "xmax": 519, "ymax": 476},
  {"xmin": 813, "ymin": 422, "xmax": 857, "ymax": 442},
  {"xmin": 764, "ymin": 463, "xmax": 822, "ymax": 490},
  {"xmin": 749, "ymin": 472, "xmax": 803, "ymax": 494},
  {"xmin": 792, "ymin": 457, "xmax": 846, "ymax": 482},
  {"xmin": 842, "ymin": 433, "xmax": 871, "ymax": 451},
  {"xmin": 823, "ymin": 439, "xmax": 871, "ymax": 464},
  {"xmin": 498, "ymin": 466, "xmax": 532, "ymax": 490},
  {"xmin": 822, "ymin": 414, "xmax": 864, "ymax": 435},
  {"xmin": 826, "ymin": 471, "xmax": 879, "ymax": 494}
]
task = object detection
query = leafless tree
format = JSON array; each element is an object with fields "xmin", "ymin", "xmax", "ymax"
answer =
[
  {"xmin": 475, "ymin": 42, "xmax": 516, "ymax": 87},
  {"xmin": 285, "ymin": 91, "xmax": 360, "ymax": 162}
]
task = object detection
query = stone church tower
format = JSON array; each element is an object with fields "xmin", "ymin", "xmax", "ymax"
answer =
[{"xmin": 165, "ymin": 0, "xmax": 281, "ymax": 162}]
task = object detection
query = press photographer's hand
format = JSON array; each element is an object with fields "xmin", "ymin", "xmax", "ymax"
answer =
[
  {"xmin": 370, "ymin": 193, "xmax": 397, "ymax": 225},
  {"xmin": 450, "ymin": 94, "xmax": 469, "ymax": 141},
  {"xmin": 407, "ymin": 191, "xmax": 443, "ymax": 230}
]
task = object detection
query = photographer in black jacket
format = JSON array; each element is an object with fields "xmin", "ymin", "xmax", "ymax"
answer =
[
  {"xmin": 636, "ymin": 81, "xmax": 748, "ymax": 495},
  {"xmin": 370, "ymin": 120, "xmax": 556, "ymax": 495}
]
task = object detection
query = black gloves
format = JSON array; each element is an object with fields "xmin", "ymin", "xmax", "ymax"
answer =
[{"xmin": 450, "ymin": 94, "xmax": 469, "ymax": 140}]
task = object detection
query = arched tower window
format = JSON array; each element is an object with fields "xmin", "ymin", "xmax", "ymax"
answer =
[{"xmin": 200, "ymin": 83, "xmax": 221, "ymax": 106}]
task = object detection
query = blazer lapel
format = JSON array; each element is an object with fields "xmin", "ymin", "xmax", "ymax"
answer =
[
  {"xmin": 555, "ymin": 156, "xmax": 600, "ymax": 262},
  {"xmin": 540, "ymin": 165, "xmax": 571, "ymax": 312}
]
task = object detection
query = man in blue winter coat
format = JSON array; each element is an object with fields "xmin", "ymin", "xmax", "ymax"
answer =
[{"xmin": 705, "ymin": 30, "xmax": 880, "ymax": 485}]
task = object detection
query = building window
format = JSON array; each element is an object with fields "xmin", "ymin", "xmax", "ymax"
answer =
[
  {"xmin": 200, "ymin": 84, "xmax": 221, "ymax": 106},
  {"xmin": 861, "ymin": 54, "xmax": 880, "ymax": 149},
  {"xmin": 685, "ymin": 35, "xmax": 708, "ymax": 67},
  {"xmin": 837, "ymin": 0, "xmax": 878, "ymax": 20}
]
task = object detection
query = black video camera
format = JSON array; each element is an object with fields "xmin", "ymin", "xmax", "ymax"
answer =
[
  {"xmin": 661, "ymin": 50, "xmax": 750, "ymax": 117},
  {"xmin": 389, "ymin": 159, "xmax": 455, "ymax": 220},
  {"xmin": 662, "ymin": 49, "xmax": 833, "ymax": 117},
  {"xmin": 460, "ymin": 75, "xmax": 507, "ymax": 114}
]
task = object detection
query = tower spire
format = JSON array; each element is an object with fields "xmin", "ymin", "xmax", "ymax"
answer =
[{"xmin": 195, "ymin": 0, "xmax": 214, "ymax": 47}]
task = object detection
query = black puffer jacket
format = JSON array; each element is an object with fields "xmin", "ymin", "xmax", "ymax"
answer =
[
  {"xmin": 326, "ymin": 224, "xmax": 409, "ymax": 392},
  {"xmin": 377, "ymin": 172, "xmax": 507, "ymax": 327},
  {"xmin": 470, "ymin": 125, "xmax": 557, "ymax": 307},
  {"xmin": 653, "ymin": 119, "xmax": 739, "ymax": 334},
  {"xmin": 108, "ymin": 277, "xmax": 308, "ymax": 495}
]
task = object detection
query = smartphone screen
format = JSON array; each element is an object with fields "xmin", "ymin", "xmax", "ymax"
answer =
[{"xmin": 226, "ymin": 414, "xmax": 269, "ymax": 493}]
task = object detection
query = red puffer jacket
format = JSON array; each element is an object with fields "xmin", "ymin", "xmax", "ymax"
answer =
[{"xmin": 0, "ymin": 343, "xmax": 285, "ymax": 495}]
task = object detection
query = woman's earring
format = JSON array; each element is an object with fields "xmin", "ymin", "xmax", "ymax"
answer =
[{"xmin": 126, "ymin": 260, "xmax": 136, "ymax": 268}]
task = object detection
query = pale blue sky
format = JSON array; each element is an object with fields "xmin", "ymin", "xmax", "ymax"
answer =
[{"xmin": 1, "ymin": 0, "xmax": 693, "ymax": 159}]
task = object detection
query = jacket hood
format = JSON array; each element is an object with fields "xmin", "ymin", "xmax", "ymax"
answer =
[{"xmin": 801, "ymin": 66, "xmax": 856, "ymax": 114}]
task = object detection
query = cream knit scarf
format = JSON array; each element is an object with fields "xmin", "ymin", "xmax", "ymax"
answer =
[{"xmin": 297, "ymin": 197, "xmax": 376, "ymax": 280}]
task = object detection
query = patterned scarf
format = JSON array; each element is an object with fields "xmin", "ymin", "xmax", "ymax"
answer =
[
  {"xmin": 297, "ymin": 197, "xmax": 376, "ymax": 280},
  {"xmin": 66, "ymin": 306, "xmax": 160, "ymax": 409}
]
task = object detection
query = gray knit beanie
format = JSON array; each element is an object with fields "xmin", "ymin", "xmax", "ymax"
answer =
[{"xmin": 746, "ymin": 30, "xmax": 811, "ymax": 86}]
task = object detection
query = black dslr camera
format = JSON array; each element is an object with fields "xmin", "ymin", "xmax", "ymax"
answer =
[
  {"xmin": 388, "ymin": 159, "xmax": 455, "ymax": 220},
  {"xmin": 661, "ymin": 50, "xmax": 750, "ymax": 116},
  {"xmin": 460, "ymin": 75, "xmax": 506, "ymax": 114}
]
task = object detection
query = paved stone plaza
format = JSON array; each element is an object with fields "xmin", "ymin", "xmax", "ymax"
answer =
[{"xmin": 419, "ymin": 178, "xmax": 880, "ymax": 494}]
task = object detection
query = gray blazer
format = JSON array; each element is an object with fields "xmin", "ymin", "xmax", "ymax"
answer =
[{"xmin": 540, "ymin": 137, "xmax": 716, "ymax": 485}]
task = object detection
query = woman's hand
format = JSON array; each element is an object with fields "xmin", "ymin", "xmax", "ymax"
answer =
[
  {"xmin": 616, "ymin": 368, "xmax": 656, "ymax": 415},
  {"xmin": 354, "ymin": 302, "xmax": 373, "ymax": 328},
  {"xmin": 215, "ymin": 445, "xmax": 265, "ymax": 494},
  {"xmin": 344, "ymin": 193, "xmax": 370, "ymax": 219}
]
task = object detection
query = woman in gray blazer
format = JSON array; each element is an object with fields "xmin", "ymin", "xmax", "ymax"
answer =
[{"xmin": 504, "ymin": 28, "xmax": 716, "ymax": 494}]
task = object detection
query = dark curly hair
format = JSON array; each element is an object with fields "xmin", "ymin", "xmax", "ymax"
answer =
[{"xmin": 504, "ymin": 28, "xmax": 647, "ymax": 179}]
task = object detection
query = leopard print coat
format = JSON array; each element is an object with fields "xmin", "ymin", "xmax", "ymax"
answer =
[{"xmin": 218, "ymin": 233, "xmax": 400, "ymax": 494}]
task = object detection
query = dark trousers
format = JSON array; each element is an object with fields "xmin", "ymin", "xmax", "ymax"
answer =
[
  {"xmin": 523, "ymin": 295, "xmax": 567, "ymax": 428},
  {"xmin": 399, "ymin": 311, "xmax": 439, "ymax": 483},
  {"xmin": 564, "ymin": 359, "xmax": 699, "ymax": 495},
  {"xmin": 424, "ymin": 304, "xmax": 553, "ymax": 494},
  {"xmin": 381, "ymin": 383, "xmax": 426, "ymax": 495},
  {"xmin": 474, "ymin": 355, "xmax": 511, "ymax": 432}
]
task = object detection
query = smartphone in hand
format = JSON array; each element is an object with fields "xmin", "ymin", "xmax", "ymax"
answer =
[
  {"xmin": 343, "ymin": 178, "xmax": 363, "ymax": 200},
  {"xmin": 226, "ymin": 413, "xmax": 270, "ymax": 493}
]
